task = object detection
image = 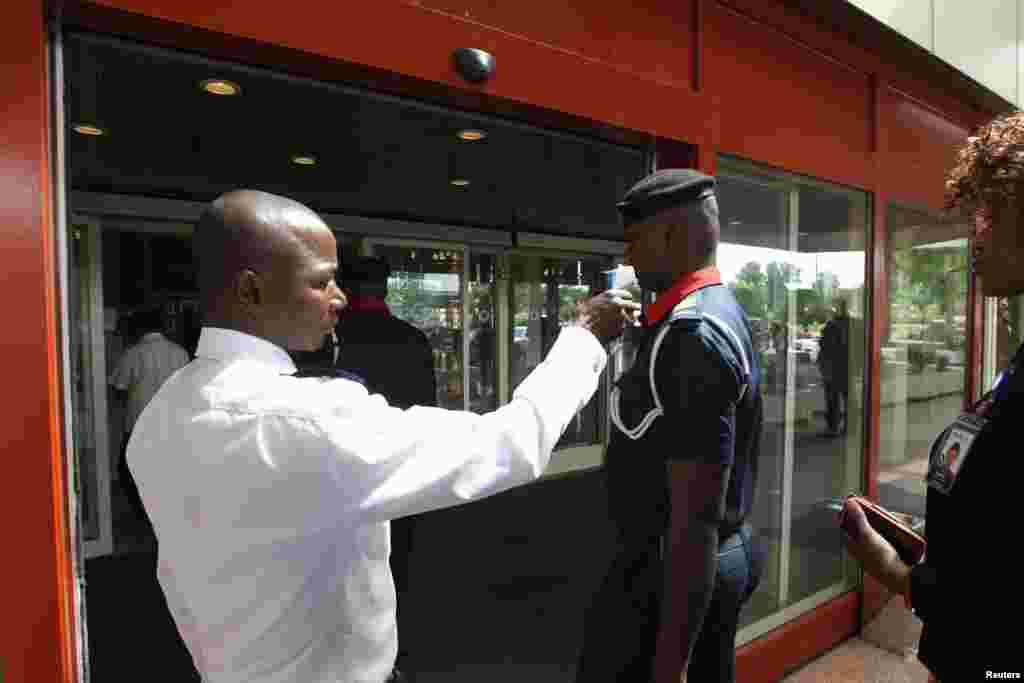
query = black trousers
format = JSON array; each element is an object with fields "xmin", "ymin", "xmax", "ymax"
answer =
[
  {"xmin": 391, "ymin": 515, "xmax": 415, "ymax": 661},
  {"xmin": 575, "ymin": 524, "xmax": 763, "ymax": 683},
  {"xmin": 119, "ymin": 432, "xmax": 153, "ymax": 530},
  {"xmin": 823, "ymin": 379, "xmax": 849, "ymax": 432}
]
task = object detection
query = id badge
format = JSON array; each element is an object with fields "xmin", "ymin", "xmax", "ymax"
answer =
[{"xmin": 926, "ymin": 413, "xmax": 986, "ymax": 494}]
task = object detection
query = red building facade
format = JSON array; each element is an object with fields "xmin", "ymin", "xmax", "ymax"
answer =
[{"xmin": 2, "ymin": 1, "xmax": 1008, "ymax": 681}]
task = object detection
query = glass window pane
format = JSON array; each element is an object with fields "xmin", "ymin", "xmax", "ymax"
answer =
[
  {"xmin": 468, "ymin": 252, "xmax": 498, "ymax": 414},
  {"xmin": 880, "ymin": 208, "xmax": 970, "ymax": 520},
  {"xmin": 718, "ymin": 158, "xmax": 867, "ymax": 630},
  {"xmin": 508, "ymin": 253, "xmax": 608, "ymax": 449},
  {"xmin": 787, "ymin": 182, "xmax": 867, "ymax": 605},
  {"xmin": 375, "ymin": 245, "xmax": 465, "ymax": 410}
]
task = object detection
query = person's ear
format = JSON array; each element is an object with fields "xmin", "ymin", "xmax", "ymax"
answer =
[{"xmin": 235, "ymin": 269, "xmax": 263, "ymax": 311}]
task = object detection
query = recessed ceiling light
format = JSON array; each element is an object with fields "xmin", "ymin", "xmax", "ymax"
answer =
[
  {"xmin": 456, "ymin": 129, "xmax": 487, "ymax": 141},
  {"xmin": 200, "ymin": 79, "xmax": 241, "ymax": 96},
  {"xmin": 450, "ymin": 178, "xmax": 471, "ymax": 187},
  {"xmin": 291, "ymin": 155, "xmax": 317, "ymax": 166},
  {"xmin": 72, "ymin": 124, "xmax": 105, "ymax": 136}
]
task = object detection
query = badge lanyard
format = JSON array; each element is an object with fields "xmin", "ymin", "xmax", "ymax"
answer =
[{"xmin": 927, "ymin": 352, "xmax": 1017, "ymax": 494}]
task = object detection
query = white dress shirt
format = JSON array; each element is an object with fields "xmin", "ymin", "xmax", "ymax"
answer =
[
  {"xmin": 110, "ymin": 331, "xmax": 191, "ymax": 432},
  {"xmin": 128, "ymin": 325, "xmax": 606, "ymax": 683}
]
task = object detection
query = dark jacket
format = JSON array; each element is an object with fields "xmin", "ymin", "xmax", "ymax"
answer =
[
  {"xmin": 335, "ymin": 309, "xmax": 437, "ymax": 410},
  {"xmin": 910, "ymin": 342, "xmax": 1022, "ymax": 680},
  {"xmin": 605, "ymin": 283, "xmax": 763, "ymax": 539}
]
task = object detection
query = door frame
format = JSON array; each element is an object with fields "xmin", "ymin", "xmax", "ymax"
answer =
[{"xmin": 67, "ymin": 215, "xmax": 115, "ymax": 560}]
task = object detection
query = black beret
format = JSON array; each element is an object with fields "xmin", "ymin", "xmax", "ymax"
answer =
[
  {"xmin": 616, "ymin": 169, "xmax": 716, "ymax": 224},
  {"xmin": 343, "ymin": 256, "xmax": 391, "ymax": 286}
]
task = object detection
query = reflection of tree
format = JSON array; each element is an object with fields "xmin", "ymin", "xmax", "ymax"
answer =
[
  {"xmin": 766, "ymin": 262, "xmax": 801, "ymax": 318},
  {"xmin": 891, "ymin": 247, "xmax": 968, "ymax": 346},
  {"xmin": 385, "ymin": 274, "xmax": 436, "ymax": 327},
  {"xmin": 730, "ymin": 261, "xmax": 768, "ymax": 318},
  {"xmin": 731, "ymin": 260, "xmax": 803, "ymax": 323}
]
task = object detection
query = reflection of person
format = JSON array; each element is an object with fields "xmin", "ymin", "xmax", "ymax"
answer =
[
  {"xmin": 127, "ymin": 189, "xmax": 636, "ymax": 683},
  {"xmin": 944, "ymin": 442, "xmax": 960, "ymax": 476},
  {"xmin": 843, "ymin": 111, "xmax": 1024, "ymax": 682},
  {"xmin": 817, "ymin": 298, "xmax": 851, "ymax": 437},
  {"xmin": 576, "ymin": 170, "xmax": 764, "ymax": 683},
  {"xmin": 110, "ymin": 307, "xmax": 190, "ymax": 525},
  {"xmin": 770, "ymin": 321, "xmax": 789, "ymax": 387}
]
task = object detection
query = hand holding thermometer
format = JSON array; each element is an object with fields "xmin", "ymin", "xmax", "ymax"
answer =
[{"xmin": 603, "ymin": 265, "xmax": 642, "ymax": 326}]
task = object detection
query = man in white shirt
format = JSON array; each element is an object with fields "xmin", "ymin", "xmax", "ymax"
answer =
[
  {"xmin": 127, "ymin": 189, "xmax": 638, "ymax": 683},
  {"xmin": 111, "ymin": 308, "xmax": 190, "ymax": 525}
]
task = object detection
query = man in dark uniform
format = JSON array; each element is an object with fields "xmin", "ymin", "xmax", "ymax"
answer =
[{"xmin": 576, "ymin": 169, "xmax": 764, "ymax": 683}]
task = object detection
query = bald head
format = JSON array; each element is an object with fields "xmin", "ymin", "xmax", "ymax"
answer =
[
  {"xmin": 195, "ymin": 190, "xmax": 318, "ymax": 301},
  {"xmin": 194, "ymin": 190, "xmax": 345, "ymax": 351}
]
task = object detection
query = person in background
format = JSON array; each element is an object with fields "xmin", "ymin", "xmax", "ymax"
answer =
[
  {"xmin": 817, "ymin": 297, "xmax": 852, "ymax": 437},
  {"xmin": 331, "ymin": 257, "xmax": 436, "ymax": 410},
  {"xmin": 127, "ymin": 189, "xmax": 637, "ymax": 683},
  {"xmin": 843, "ymin": 110, "xmax": 1024, "ymax": 682},
  {"xmin": 110, "ymin": 307, "xmax": 190, "ymax": 526},
  {"xmin": 576, "ymin": 169, "xmax": 764, "ymax": 683}
]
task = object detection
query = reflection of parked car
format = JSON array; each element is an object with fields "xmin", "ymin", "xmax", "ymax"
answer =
[{"xmin": 791, "ymin": 338, "xmax": 819, "ymax": 363}]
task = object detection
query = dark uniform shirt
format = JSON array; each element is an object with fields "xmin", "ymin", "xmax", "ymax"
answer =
[
  {"xmin": 605, "ymin": 279, "xmax": 763, "ymax": 541},
  {"xmin": 910, "ymin": 342, "xmax": 1023, "ymax": 681}
]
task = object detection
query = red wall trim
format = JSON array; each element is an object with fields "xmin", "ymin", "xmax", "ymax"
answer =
[
  {"xmin": 736, "ymin": 591, "xmax": 859, "ymax": 682},
  {"xmin": 1, "ymin": 3, "xmax": 76, "ymax": 683},
  {"xmin": 716, "ymin": 0, "xmax": 994, "ymax": 131}
]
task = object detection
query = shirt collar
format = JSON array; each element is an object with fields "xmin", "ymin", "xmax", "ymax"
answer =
[
  {"xmin": 139, "ymin": 331, "xmax": 165, "ymax": 343},
  {"xmin": 644, "ymin": 266, "xmax": 722, "ymax": 327},
  {"xmin": 194, "ymin": 327, "xmax": 297, "ymax": 374}
]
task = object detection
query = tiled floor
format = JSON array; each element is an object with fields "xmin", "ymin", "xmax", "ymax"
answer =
[{"xmin": 781, "ymin": 638, "xmax": 931, "ymax": 683}]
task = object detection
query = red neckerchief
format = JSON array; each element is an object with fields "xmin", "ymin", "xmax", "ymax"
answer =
[
  {"xmin": 344, "ymin": 295, "xmax": 390, "ymax": 315},
  {"xmin": 643, "ymin": 266, "xmax": 722, "ymax": 327}
]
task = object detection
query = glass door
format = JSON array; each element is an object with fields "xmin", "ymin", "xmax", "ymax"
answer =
[
  {"xmin": 366, "ymin": 240, "xmax": 499, "ymax": 413},
  {"xmin": 716, "ymin": 158, "xmax": 867, "ymax": 642},
  {"xmin": 68, "ymin": 216, "xmax": 114, "ymax": 558}
]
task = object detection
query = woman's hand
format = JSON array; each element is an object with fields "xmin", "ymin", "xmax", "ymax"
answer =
[{"xmin": 841, "ymin": 499, "xmax": 912, "ymax": 596}]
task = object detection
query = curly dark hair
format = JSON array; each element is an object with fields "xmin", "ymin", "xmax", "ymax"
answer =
[{"xmin": 945, "ymin": 110, "xmax": 1024, "ymax": 214}]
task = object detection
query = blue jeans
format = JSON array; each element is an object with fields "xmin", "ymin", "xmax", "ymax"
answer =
[{"xmin": 575, "ymin": 524, "xmax": 763, "ymax": 683}]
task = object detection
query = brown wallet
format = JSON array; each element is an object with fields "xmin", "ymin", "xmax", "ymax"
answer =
[{"xmin": 839, "ymin": 495, "xmax": 927, "ymax": 566}]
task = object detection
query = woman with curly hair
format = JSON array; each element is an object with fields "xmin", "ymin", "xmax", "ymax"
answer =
[{"xmin": 843, "ymin": 111, "xmax": 1024, "ymax": 681}]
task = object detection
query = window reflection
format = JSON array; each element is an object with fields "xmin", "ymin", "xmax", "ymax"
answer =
[
  {"xmin": 879, "ymin": 208, "xmax": 970, "ymax": 519},
  {"xmin": 375, "ymin": 245, "xmax": 466, "ymax": 410},
  {"xmin": 717, "ymin": 159, "xmax": 866, "ymax": 632}
]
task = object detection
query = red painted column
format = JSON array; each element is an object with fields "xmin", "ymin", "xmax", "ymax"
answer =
[{"xmin": 0, "ymin": 2, "xmax": 77, "ymax": 682}]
